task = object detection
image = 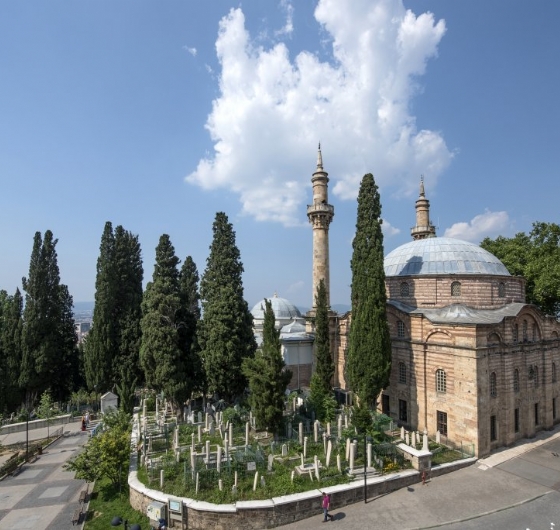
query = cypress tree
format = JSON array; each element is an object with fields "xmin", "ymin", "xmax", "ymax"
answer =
[
  {"xmin": 85, "ymin": 222, "xmax": 116, "ymax": 392},
  {"xmin": 140, "ymin": 235, "xmax": 188, "ymax": 411},
  {"xmin": 346, "ymin": 174, "xmax": 392, "ymax": 407},
  {"xmin": 309, "ymin": 279, "xmax": 334, "ymax": 420},
  {"xmin": 178, "ymin": 256, "xmax": 203, "ymax": 396},
  {"xmin": 243, "ymin": 299, "xmax": 292, "ymax": 435},
  {"xmin": 85, "ymin": 223, "xmax": 143, "ymax": 395},
  {"xmin": 198, "ymin": 212, "xmax": 256, "ymax": 402},
  {"xmin": 20, "ymin": 230, "xmax": 77, "ymax": 406},
  {"xmin": 0, "ymin": 289, "xmax": 24, "ymax": 412}
]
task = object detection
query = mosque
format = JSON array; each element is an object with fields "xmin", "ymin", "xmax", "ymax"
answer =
[{"xmin": 250, "ymin": 148, "xmax": 560, "ymax": 457}]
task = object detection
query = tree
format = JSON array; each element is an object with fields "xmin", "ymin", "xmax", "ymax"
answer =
[
  {"xmin": 198, "ymin": 212, "xmax": 256, "ymax": 402},
  {"xmin": 37, "ymin": 390, "xmax": 55, "ymax": 440},
  {"xmin": 20, "ymin": 231, "xmax": 77, "ymax": 407},
  {"xmin": 346, "ymin": 174, "xmax": 392, "ymax": 407},
  {"xmin": 178, "ymin": 256, "xmax": 203, "ymax": 396},
  {"xmin": 309, "ymin": 279, "xmax": 334, "ymax": 421},
  {"xmin": 140, "ymin": 235, "xmax": 189, "ymax": 411},
  {"xmin": 481, "ymin": 222, "xmax": 560, "ymax": 315},
  {"xmin": 0, "ymin": 289, "xmax": 24, "ymax": 413},
  {"xmin": 243, "ymin": 299, "xmax": 292, "ymax": 435},
  {"xmin": 84, "ymin": 223, "xmax": 143, "ymax": 396},
  {"xmin": 64, "ymin": 409, "xmax": 130, "ymax": 487}
]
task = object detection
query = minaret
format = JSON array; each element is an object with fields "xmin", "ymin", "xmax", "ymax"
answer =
[
  {"xmin": 411, "ymin": 176, "xmax": 436, "ymax": 240},
  {"xmin": 307, "ymin": 144, "xmax": 334, "ymax": 308}
]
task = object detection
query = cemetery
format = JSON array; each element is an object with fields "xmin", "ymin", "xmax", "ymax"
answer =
[{"xmin": 132, "ymin": 395, "xmax": 472, "ymax": 506}]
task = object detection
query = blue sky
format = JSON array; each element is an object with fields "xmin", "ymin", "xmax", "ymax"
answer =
[{"xmin": 1, "ymin": 0, "xmax": 559, "ymax": 311}]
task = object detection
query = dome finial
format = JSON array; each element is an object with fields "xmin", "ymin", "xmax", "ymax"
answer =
[
  {"xmin": 419, "ymin": 175, "xmax": 425, "ymax": 197},
  {"xmin": 317, "ymin": 142, "xmax": 323, "ymax": 170}
]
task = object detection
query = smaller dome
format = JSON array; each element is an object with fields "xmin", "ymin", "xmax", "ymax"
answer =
[
  {"xmin": 250, "ymin": 293, "xmax": 302, "ymax": 321},
  {"xmin": 280, "ymin": 320, "xmax": 306, "ymax": 334}
]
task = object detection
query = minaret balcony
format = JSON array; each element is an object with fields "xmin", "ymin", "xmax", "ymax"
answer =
[{"xmin": 306, "ymin": 203, "xmax": 334, "ymax": 216}]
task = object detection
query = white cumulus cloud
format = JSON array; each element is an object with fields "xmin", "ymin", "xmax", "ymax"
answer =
[
  {"xmin": 186, "ymin": 0, "xmax": 452, "ymax": 226},
  {"xmin": 183, "ymin": 46, "xmax": 197, "ymax": 57},
  {"xmin": 444, "ymin": 210, "xmax": 511, "ymax": 242},
  {"xmin": 382, "ymin": 219, "xmax": 401, "ymax": 237}
]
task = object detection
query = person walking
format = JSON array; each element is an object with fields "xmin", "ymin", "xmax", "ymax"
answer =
[{"xmin": 322, "ymin": 492, "xmax": 333, "ymax": 522}]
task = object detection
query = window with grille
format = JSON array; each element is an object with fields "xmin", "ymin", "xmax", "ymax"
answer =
[
  {"xmin": 437, "ymin": 410, "xmax": 448, "ymax": 436},
  {"xmin": 522, "ymin": 321, "xmax": 528, "ymax": 342},
  {"xmin": 535, "ymin": 403, "xmax": 539, "ymax": 425},
  {"xmin": 398, "ymin": 362, "xmax": 407, "ymax": 384},
  {"xmin": 397, "ymin": 320, "xmax": 405, "ymax": 338},
  {"xmin": 513, "ymin": 369, "xmax": 520, "ymax": 393},
  {"xmin": 436, "ymin": 369, "xmax": 446, "ymax": 393},
  {"xmin": 451, "ymin": 281, "xmax": 461, "ymax": 297},
  {"xmin": 490, "ymin": 415, "xmax": 497, "ymax": 441},
  {"xmin": 553, "ymin": 363, "xmax": 557, "ymax": 383},
  {"xmin": 513, "ymin": 324, "xmax": 518, "ymax": 343},
  {"xmin": 498, "ymin": 282, "xmax": 506, "ymax": 298},
  {"xmin": 514, "ymin": 408, "xmax": 520, "ymax": 433},
  {"xmin": 400, "ymin": 282, "xmax": 410, "ymax": 297},
  {"xmin": 490, "ymin": 372, "xmax": 497, "ymax": 397}
]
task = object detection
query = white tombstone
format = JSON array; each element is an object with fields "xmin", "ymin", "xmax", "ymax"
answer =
[
  {"xmin": 217, "ymin": 446, "xmax": 222, "ymax": 473},
  {"xmin": 261, "ymin": 475, "xmax": 266, "ymax": 488},
  {"xmin": 245, "ymin": 422, "xmax": 250, "ymax": 446},
  {"xmin": 229, "ymin": 422, "xmax": 233, "ymax": 446},
  {"xmin": 299, "ymin": 422, "xmax": 303, "ymax": 445},
  {"xmin": 282, "ymin": 444, "xmax": 288, "ymax": 457},
  {"xmin": 323, "ymin": 433, "xmax": 327, "ymax": 454},
  {"xmin": 304, "ymin": 436, "xmax": 308, "ymax": 458},
  {"xmin": 195, "ymin": 472, "xmax": 199, "ymax": 494},
  {"xmin": 423, "ymin": 430, "xmax": 429, "ymax": 451},
  {"xmin": 198, "ymin": 425, "xmax": 202, "ymax": 443},
  {"xmin": 314, "ymin": 455, "xmax": 320, "ymax": 480},
  {"xmin": 232, "ymin": 484, "xmax": 237, "ymax": 495},
  {"xmin": 344, "ymin": 414, "xmax": 348, "ymax": 429},
  {"xmin": 337, "ymin": 415, "xmax": 342, "ymax": 438},
  {"xmin": 326, "ymin": 440, "xmax": 332, "ymax": 468},
  {"xmin": 436, "ymin": 430, "xmax": 441, "ymax": 444},
  {"xmin": 197, "ymin": 411, "xmax": 202, "ymax": 423},
  {"xmin": 301, "ymin": 453, "xmax": 304, "ymax": 467},
  {"xmin": 345, "ymin": 438, "xmax": 351, "ymax": 460},
  {"xmin": 219, "ymin": 479, "xmax": 223, "ymax": 491},
  {"xmin": 234, "ymin": 470, "xmax": 238, "ymax": 487},
  {"xmin": 160, "ymin": 470, "xmax": 164, "ymax": 488},
  {"xmin": 405, "ymin": 432, "xmax": 410, "ymax": 446},
  {"xmin": 411, "ymin": 431, "xmax": 416, "ymax": 447},
  {"xmin": 327, "ymin": 422, "xmax": 331, "ymax": 436},
  {"xmin": 314, "ymin": 421, "xmax": 319, "ymax": 443},
  {"xmin": 205, "ymin": 440, "xmax": 210, "ymax": 458},
  {"xmin": 190, "ymin": 449, "xmax": 196, "ymax": 470},
  {"xmin": 337, "ymin": 454, "xmax": 341, "ymax": 473},
  {"xmin": 401, "ymin": 426, "xmax": 405, "ymax": 440},
  {"xmin": 349, "ymin": 442, "xmax": 356, "ymax": 472},
  {"xmin": 367, "ymin": 443, "xmax": 372, "ymax": 468},
  {"xmin": 205, "ymin": 413, "xmax": 209, "ymax": 429},
  {"xmin": 268, "ymin": 454, "xmax": 274, "ymax": 472},
  {"xmin": 291, "ymin": 470, "xmax": 295, "ymax": 482},
  {"xmin": 253, "ymin": 471, "xmax": 259, "ymax": 491}
]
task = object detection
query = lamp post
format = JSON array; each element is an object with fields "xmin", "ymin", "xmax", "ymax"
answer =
[{"xmin": 111, "ymin": 515, "xmax": 141, "ymax": 530}]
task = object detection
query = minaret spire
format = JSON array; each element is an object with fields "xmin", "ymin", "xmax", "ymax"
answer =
[
  {"xmin": 307, "ymin": 144, "xmax": 334, "ymax": 308},
  {"xmin": 411, "ymin": 175, "xmax": 436, "ymax": 240}
]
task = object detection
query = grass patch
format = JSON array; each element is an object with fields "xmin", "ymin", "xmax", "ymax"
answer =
[{"xmin": 84, "ymin": 477, "xmax": 149, "ymax": 530}]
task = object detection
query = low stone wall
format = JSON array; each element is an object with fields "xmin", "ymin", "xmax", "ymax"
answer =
[
  {"xmin": 128, "ymin": 456, "xmax": 477, "ymax": 529},
  {"xmin": 0, "ymin": 414, "xmax": 73, "ymax": 435}
]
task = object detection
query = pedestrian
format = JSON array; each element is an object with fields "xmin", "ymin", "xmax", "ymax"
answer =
[
  {"xmin": 322, "ymin": 491, "xmax": 333, "ymax": 522},
  {"xmin": 422, "ymin": 470, "xmax": 428, "ymax": 485},
  {"xmin": 85, "ymin": 411, "xmax": 90, "ymax": 427}
]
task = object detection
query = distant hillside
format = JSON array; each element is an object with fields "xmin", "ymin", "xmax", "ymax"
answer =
[{"xmin": 73, "ymin": 301, "xmax": 94, "ymax": 312}]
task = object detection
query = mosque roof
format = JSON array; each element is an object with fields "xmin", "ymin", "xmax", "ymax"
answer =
[
  {"xmin": 250, "ymin": 294, "xmax": 302, "ymax": 321},
  {"xmin": 384, "ymin": 237, "xmax": 510, "ymax": 277}
]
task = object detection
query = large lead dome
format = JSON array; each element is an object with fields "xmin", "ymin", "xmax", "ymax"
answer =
[{"xmin": 384, "ymin": 237, "xmax": 510, "ymax": 277}]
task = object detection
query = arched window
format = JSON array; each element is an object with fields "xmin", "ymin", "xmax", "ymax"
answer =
[
  {"xmin": 490, "ymin": 372, "xmax": 497, "ymax": 397},
  {"xmin": 397, "ymin": 320, "xmax": 405, "ymax": 338},
  {"xmin": 534, "ymin": 366, "xmax": 539, "ymax": 387},
  {"xmin": 451, "ymin": 281, "xmax": 461, "ymax": 297},
  {"xmin": 522, "ymin": 321, "xmax": 528, "ymax": 342},
  {"xmin": 513, "ymin": 324, "xmax": 518, "ymax": 343},
  {"xmin": 553, "ymin": 363, "xmax": 557, "ymax": 383},
  {"xmin": 498, "ymin": 282, "xmax": 506, "ymax": 298},
  {"xmin": 400, "ymin": 282, "xmax": 410, "ymax": 297},
  {"xmin": 436, "ymin": 369, "xmax": 446, "ymax": 393},
  {"xmin": 513, "ymin": 369, "xmax": 520, "ymax": 392},
  {"xmin": 398, "ymin": 362, "xmax": 407, "ymax": 384}
]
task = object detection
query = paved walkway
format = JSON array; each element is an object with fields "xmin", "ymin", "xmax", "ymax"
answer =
[
  {"xmin": 0, "ymin": 420, "xmax": 90, "ymax": 529},
  {"xmin": 282, "ymin": 425, "xmax": 560, "ymax": 529}
]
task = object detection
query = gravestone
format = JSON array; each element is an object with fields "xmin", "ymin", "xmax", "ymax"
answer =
[
  {"xmin": 268, "ymin": 454, "xmax": 274, "ymax": 472},
  {"xmin": 247, "ymin": 461, "xmax": 256, "ymax": 471},
  {"xmin": 423, "ymin": 430, "xmax": 429, "ymax": 451},
  {"xmin": 282, "ymin": 444, "xmax": 288, "ymax": 457},
  {"xmin": 411, "ymin": 431, "xmax": 416, "ymax": 447},
  {"xmin": 326, "ymin": 440, "xmax": 332, "ymax": 468},
  {"xmin": 299, "ymin": 423, "xmax": 303, "ymax": 445},
  {"xmin": 314, "ymin": 421, "xmax": 319, "ymax": 443},
  {"xmin": 337, "ymin": 454, "xmax": 341, "ymax": 473},
  {"xmin": 367, "ymin": 442, "xmax": 372, "ymax": 468},
  {"xmin": 436, "ymin": 430, "xmax": 441, "ymax": 444},
  {"xmin": 303, "ymin": 436, "xmax": 308, "ymax": 458},
  {"xmin": 253, "ymin": 471, "xmax": 259, "ymax": 491},
  {"xmin": 217, "ymin": 446, "xmax": 222, "ymax": 473},
  {"xmin": 197, "ymin": 411, "xmax": 202, "ymax": 424}
]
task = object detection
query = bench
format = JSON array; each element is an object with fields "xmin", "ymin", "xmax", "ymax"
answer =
[
  {"xmin": 72, "ymin": 508, "xmax": 81, "ymax": 525},
  {"xmin": 79, "ymin": 489, "xmax": 87, "ymax": 504}
]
